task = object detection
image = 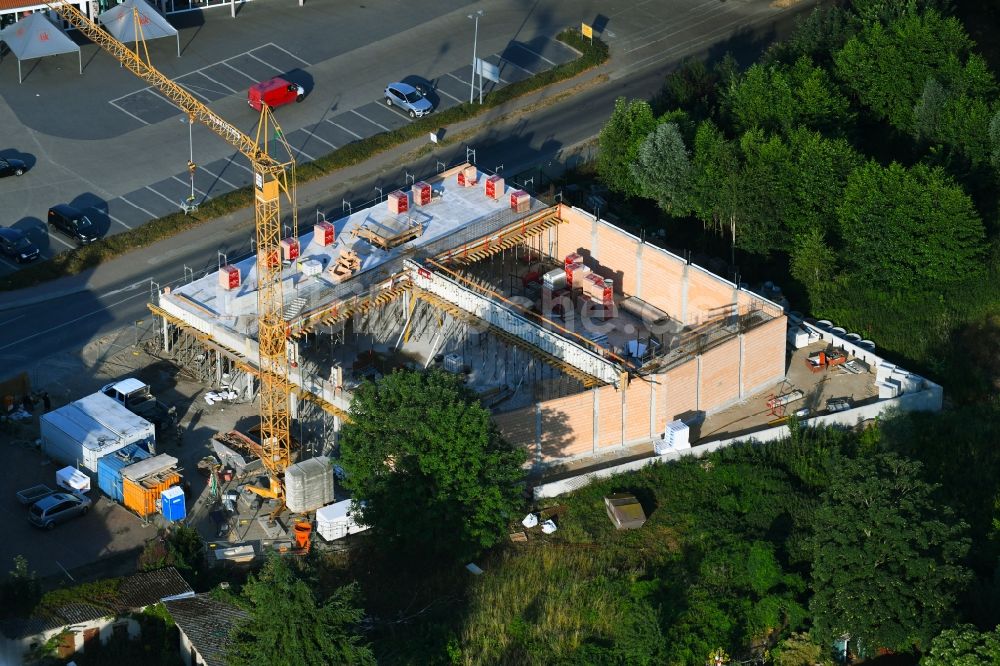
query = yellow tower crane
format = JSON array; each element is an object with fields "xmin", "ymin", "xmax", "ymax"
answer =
[{"xmin": 46, "ymin": 2, "xmax": 294, "ymax": 504}]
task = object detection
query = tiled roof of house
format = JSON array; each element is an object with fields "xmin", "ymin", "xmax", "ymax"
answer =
[
  {"xmin": 0, "ymin": 1, "xmax": 48, "ymax": 13},
  {"xmin": 0, "ymin": 567, "xmax": 193, "ymax": 639},
  {"xmin": 163, "ymin": 594, "xmax": 249, "ymax": 666}
]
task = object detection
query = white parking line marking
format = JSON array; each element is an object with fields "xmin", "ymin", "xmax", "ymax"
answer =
[
  {"xmin": 500, "ymin": 58, "xmax": 535, "ymax": 76},
  {"xmin": 172, "ymin": 175, "xmax": 206, "ymax": 198},
  {"xmin": 0, "ymin": 257, "xmax": 20, "ymax": 270},
  {"xmin": 49, "ymin": 234, "xmax": 75, "ymax": 250},
  {"xmin": 448, "ymin": 71, "xmax": 471, "ymax": 86},
  {"xmin": 108, "ymin": 100, "xmax": 150, "ymax": 125},
  {"xmin": 175, "ymin": 80, "xmax": 213, "ymax": 103},
  {"xmin": 296, "ymin": 146, "xmax": 316, "ymax": 161},
  {"xmin": 514, "ymin": 43, "xmax": 557, "ymax": 66},
  {"xmin": 351, "ymin": 109, "xmax": 390, "ymax": 132},
  {"xmin": 120, "ymin": 196, "xmax": 156, "ymax": 219},
  {"xmin": 226, "ymin": 159, "xmax": 254, "ymax": 175},
  {"xmin": 145, "ymin": 186, "xmax": 181, "ymax": 207},
  {"xmin": 329, "ymin": 121, "xmax": 363, "ymax": 140},
  {"xmin": 246, "ymin": 51, "xmax": 284, "ymax": 73},
  {"xmin": 0, "ymin": 314, "xmax": 25, "ymax": 325},
  {"xmin": 304, "ymin": 129, "xmax": 337, "ymax": 150},
  {"xmin": 108, "ymin": 213, "xmax": 132, "ymax": 230},
  {"xmin": 197, "ymin": 165, "xmax": 239, "ymax": 189},
  {"xmin": 259, "ymin": 42, "xmax": 311, "ymax": 66},
  {"xmin": 181, "ymin": 70, "xmax": 238, "ymax": 95},
  {"xmin": 221, "ymin": 61, "xmax": 260, "ymax": 82},
  {"xmin": 436, "ymin": 87, "xmax": 463, "ymax": 103}
]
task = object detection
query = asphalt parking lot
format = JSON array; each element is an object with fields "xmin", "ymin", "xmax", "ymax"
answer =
[{"xmin": 0, "ymin": 0, "xmax": 576, "ymax": 275}]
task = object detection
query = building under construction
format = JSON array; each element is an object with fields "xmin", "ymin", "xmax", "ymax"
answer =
[{"xmin": 150, "ymin": 162, "xmax": 930, "ymax": 471}]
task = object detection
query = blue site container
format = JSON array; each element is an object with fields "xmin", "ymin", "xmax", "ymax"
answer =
[
  {"xmin": 97, "ymin": 443, "xmax": 151, "ymax": 503},
  {"xmin": 160, "ymin": 485, "xmax": 186, "ymax": 522}
]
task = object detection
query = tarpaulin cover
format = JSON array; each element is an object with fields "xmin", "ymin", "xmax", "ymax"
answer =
[
  {"xmin": 0, "ymin": 13, "xmax": 80, "ymax": 60},
  {"xmin": 99, "ymin": 0, "xmax": 177, "ymax": 43}
]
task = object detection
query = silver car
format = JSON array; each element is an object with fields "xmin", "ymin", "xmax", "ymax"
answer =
[
  {"xmin": 384, "ymin": 82, "xmax": 433, "ymax": 118},
  {"xmin": 28, "ymin": 492, "xmax": 91, "ymax": 529}
]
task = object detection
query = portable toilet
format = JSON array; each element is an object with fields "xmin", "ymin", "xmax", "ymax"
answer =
[{"xmin": 160, "ymin": 485, "xmax": 186, "ymax": 522}]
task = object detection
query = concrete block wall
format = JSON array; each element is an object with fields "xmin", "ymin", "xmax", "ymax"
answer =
[
  {"xmin": 698, "ymin": 338, "xmax": 741, "ymax": 409},
  {"xmin": 741, "ymin": 315, "xmax": 787, "ymax": 397}
]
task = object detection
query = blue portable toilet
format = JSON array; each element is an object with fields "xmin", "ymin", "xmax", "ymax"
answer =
[
  {"xmin": 97, "ymin": 443, "xmax": 151, "ymax": 503},
  {"xmin": 160, "ymin": 485, "xmax": 186, "ymax": 521}
]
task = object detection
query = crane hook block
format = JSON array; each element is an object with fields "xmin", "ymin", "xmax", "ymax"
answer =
[{"xmin": 187, "ymin": 161, "xmax": 197, "ymax": 173}]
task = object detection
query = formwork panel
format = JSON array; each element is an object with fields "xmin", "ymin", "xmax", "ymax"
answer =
[
  {"xmin": 665, "ymin": 358, "xmax": 698, "ymax": 419},
  {"xmin": 595, "ymin": 224, "xmax": 639, "ymax": 295},
  {"xmin": 596, "ymin": 384, "xmax": 623, "ymax": 449},
  {"xmin": 555, "ymin": 209, "xmax": 594, "ymax": 261},
  {"xmin": 699, "ymin": 338, "xmax": 741, "ymax": 412},
  {"xmin": 494, "ymin": 407, "xmax": 536, "ymax": 448},
  {"xmin": 640, "ymin": 247, "xmax": 685, "ymax": 320},
  {"xmin": 742, "ymin": 316, "xmax": 787, "ymax": 395},
  {"xmin": 686, "ymin": 266, "xmax": 736, "ymax": 326},
  {"xmin": 623, "ymin": 377, "xmax": 653, "ymax": 441},
  {"xmin": 540, "ymin": 392, "xmax": 594, "ymax": 460}
]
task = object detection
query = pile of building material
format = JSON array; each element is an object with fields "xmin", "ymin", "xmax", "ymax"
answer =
[
  {"xmin": 285, "ymin": 457, "xmax": 334, "ymax": 513},
  {"xmin": 329, "ymin": 249, "xmax": 361, "ymax": 282},
  {"xmin": 655, "ymin": 419, "xmax": 690, "ymax": 455}
]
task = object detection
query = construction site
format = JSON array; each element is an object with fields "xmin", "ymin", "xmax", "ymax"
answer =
[{"xmin": 150, "ymin": 161, "xmax": 789, "ymax": 471}]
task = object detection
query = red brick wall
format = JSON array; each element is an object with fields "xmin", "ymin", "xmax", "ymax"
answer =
[
  {"xmin": 595, "ymin": 384, "xmax": 623, "ymax": 449},
  {"xmin": 665, "ymin": 358, "xmax": 699, "ymax": 418},
  {"xmin": 640, "ymin": 247, "xmax": 686, "ymax": 319},
  {"xmin": 623, "ymin": 376, "xmax": 653, "ymax": 441},
  {"xmin": 494, "ymin": 407, "xmax": 536, "ymax": 449},
  {"xmin": 741, "ymin": 315, "xmax": 787, "ymax": 395},
  {"xmin": 555, "ymin": 208, "xmax": 593, "ymax": 263},
  {"xmin": 595, "ymin": 224, "xmax": 639, "ymax": 295},
  {"xmin": 687, "ymin": 265, "xmax": 735, "ymax": 325},
  {"xmin": 699, "ymin": 338, "xmax": 741, "ymax": 411},
  {"xmin": 540, "ymin": 392, "xmax": 594, "ymax": 459}
]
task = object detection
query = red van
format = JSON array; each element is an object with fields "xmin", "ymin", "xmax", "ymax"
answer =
[{"xmin": 248, "ymin": 77, "xmax": 305, "ymax": 111}]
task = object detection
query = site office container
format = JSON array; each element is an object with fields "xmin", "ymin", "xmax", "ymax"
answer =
[
  {"xmin": 40, "ymin": 409, "xmax": 127, "ymax": 472},
  {"xmin": 73, "ymin": 393, "xmax": 156, "ymax": 452},
  {"xmin": 123, "ymin": 472, "xmax": 181, "ymax": 517},
  {"xmin": 97, "ymin": 443, "xmax": 152, "ymax": 503}
]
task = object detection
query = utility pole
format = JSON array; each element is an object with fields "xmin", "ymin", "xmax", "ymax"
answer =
[{"xmin": 468, "ymin": 10, "xmax": 484, "ymax": 104}]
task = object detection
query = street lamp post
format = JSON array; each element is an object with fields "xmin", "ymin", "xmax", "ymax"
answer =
[{"xmin": 468, "ymin": 10, "xmax": 484, "ymax": 104}]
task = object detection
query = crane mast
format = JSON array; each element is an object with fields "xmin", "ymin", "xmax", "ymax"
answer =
[{"xmin": 47, "ymin": 1, "xmax": 293, "ymax": 499}]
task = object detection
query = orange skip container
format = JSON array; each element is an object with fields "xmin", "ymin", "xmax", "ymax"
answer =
[{"xmin": 123, "ymin": 472, "xmax": 181, "ymax": 517}]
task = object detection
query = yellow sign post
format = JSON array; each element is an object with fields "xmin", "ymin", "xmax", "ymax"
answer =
[{"xmin": 581, "ymin": 23, "xmax": 593, "ymax": 41}]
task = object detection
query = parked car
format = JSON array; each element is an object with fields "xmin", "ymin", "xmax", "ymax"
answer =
[
  {"xmin": 0, "ymin": 157, "xmax": 27, "ymax": 177},
  {"xmin": 248, "ymin": 77, "xmax": 305, "ymax": 111},
  {"xmin": 47, "ymin": 204, "xmax": 98, "ymax": 246},
  {"xmin": 384, "ymin": 82, "xmax": 433, "ymax": 118},
  {"xmin": 0, "ymin": 227, "xmax": 40, "ymax": 263},
  {"xmin": 28, "ymin": 492, "xmax": 91, "ymax": 529}
]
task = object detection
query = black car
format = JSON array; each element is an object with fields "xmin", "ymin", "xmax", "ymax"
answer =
[
  {"xmin": 0, "ymin": 158, "xmax": 27, "ymax": 178},
  {"xmin": 0, "ymin": 228, "xmax": 40, "ymax": 263},
  {"xmin": 48, "ymin": 204, "xmax": 98, "ymax": 245}
]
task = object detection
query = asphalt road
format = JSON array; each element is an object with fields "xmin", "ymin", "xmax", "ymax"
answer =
[{"xmin": 0, "ymin": 0, "xmax": 818, "ymax": 381}]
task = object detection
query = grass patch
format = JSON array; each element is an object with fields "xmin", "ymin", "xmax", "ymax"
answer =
[{"xmin": 0, "ymin": 29, "xmax": 607, "ymax": 293}]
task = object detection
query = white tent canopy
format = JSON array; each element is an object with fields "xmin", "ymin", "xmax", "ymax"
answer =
[
  {"xmin": 0, "ymin": 12, "xmax": 82, "ymax": 83},
  {"xmin": 99, "ymin": 0, "xmax": 179, "ymax": 57}
]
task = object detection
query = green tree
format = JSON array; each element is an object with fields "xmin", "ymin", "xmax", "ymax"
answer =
[
  {"xmin": 0, "ymin": 556, "xmax": 40, "ymax": 619},
  {"xmin": 851, "ymin": 0, "xmax": 952, "ymax": 26},
  {"xmin": 921, "ymin": 624, "xmax": 1000, "ymax": 665},
  {"xmin": 597, "ymin": 97, "xmax": 659, "ymax": 196},
  {"xmin": 989, "ymin": 109, "xmax": 1000, "ymax": 171},
  {"xmin": 834, "ymin": 11, "xmax": 982, "ymax": 131},
  {"xmin": 809, "ymin": 453, "xmax": 972, "ymax": 653},
  {"xmin": 630, "ymin": 121, "xmax": 692, "ymax": 215},
  {"xmin": 773, "ymin": 632, "xmax": 833, "ymax": 666},
  {"xmin": 836, "ymin": 161, "xmax": 986, "ymax": 289},
  {"xmin": 785, "ymin": 128, "xmax": 862, "ymax": 238},
  {"xmin": 339, "ymin": 369, "xmax": 526, "ymax": 560},
  {"xmin": 725, "ymin": 57, "xmax": 852, "ymax": 135},
  {"xmin": 226, "ymin": 556, "xmax": 374, "ymax": 666},
  {"xmin": 689, "ymin": 120, "xmax": 745, "ymax": 259},
  {"xmin": 790, "ymin": 227, "xmax": 837, "ymax": 293}
]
